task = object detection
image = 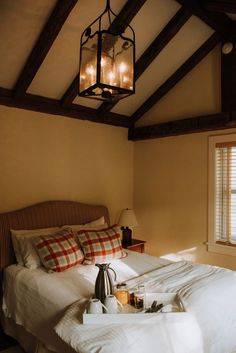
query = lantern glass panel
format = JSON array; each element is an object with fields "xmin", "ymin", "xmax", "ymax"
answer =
[
  {"xmin": 79, "ymin": 34, "xmax": 98, "ymax": 93},
  {"xmin": 100, "ymin": 33, "xmax": 134, "ymax": 91}
]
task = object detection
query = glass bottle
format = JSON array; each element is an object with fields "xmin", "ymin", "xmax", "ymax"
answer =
[
  {"xmin": 115, "ymin": 283, "xmax": 128, "ymax": 305},
  {"xmin": 134, "ymin": 285, "xmax": 146, "ymax": 309},
  {"xmin": 128, "ymin": 287, "xmax": 136, "ymax": 306},
  {"xmin": 138, "ymin": 285, "xmax": 146, "ymax": 307}
]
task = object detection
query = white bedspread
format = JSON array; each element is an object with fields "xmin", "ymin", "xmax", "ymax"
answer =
[
  {"xmin": 2, "ymin": 251, "xmax": 170, "ymax": 353},
  {"xmin": 2, "ymin": 252, "xmax": 236, "ymax": 353},
  {"xmin": 55, "ymin": 297, "xmax": 202, "ymax": 353},
  {"xmin": 55, "ymin": 261, "xmax": 236, "ymax": 353}
]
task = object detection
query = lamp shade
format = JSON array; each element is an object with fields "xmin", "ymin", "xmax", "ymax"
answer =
[{"xmin": 118, "ymin": 209, "xmax": 138, "ymax": 228}]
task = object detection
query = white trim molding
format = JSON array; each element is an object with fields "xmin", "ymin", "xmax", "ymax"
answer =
[
  {"xmin": 207, "ymin": 242, "xmax": 236, "ymax": 257},
  {"xmin": 208, "ymin": 133, "xmax": 236, "ymax": 257}
]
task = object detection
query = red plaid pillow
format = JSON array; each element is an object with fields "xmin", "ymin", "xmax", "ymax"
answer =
[
  {"xmin": 34, "ymin": 230, "xmax": 84, "ymax": 272},
  {"xmin": 77, "ymin": 225, "xmax": 125, "ymax": 264}
]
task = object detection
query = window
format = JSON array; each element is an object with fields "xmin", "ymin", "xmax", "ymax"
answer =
[{"xmin": 208, "ymin": 134, "xmax": 236, "ymax": 256}]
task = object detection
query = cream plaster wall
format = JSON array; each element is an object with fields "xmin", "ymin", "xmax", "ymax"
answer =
[
  {"xmin": 0, "ymin": 105, "xmax": 133, "ymax": 224},
  {"xmin": 134, "ymin": 129, "xmax": 236, "ymax": 271},
  {"xmin": 1, "ymin": 108, "xmax": 236, "ymax": 270}
]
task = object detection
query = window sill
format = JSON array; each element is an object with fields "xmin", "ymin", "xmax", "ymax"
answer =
[{"xmin": 207, "ymin": 242, "xmax": 236, "ymax": 257}]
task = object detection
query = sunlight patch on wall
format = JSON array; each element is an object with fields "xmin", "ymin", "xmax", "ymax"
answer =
[{"xmin": 161, "ymin": 247, "xmax": 197, "ymax": 262}]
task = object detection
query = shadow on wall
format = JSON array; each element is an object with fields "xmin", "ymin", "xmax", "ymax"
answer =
[{"xmin": 160, "ymin": 247, "xmax": 197, "ymax": 262}]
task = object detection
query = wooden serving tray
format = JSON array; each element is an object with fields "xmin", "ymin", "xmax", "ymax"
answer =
[{"xmin": 82, "ymin": 292, "xmax": 186, "ymax": 324}]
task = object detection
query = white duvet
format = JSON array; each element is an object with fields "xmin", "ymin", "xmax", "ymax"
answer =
[
  {"xmin": 55, "ymin": 297, "xmax": 202, "ymax": 353},
  {"xmin": 2, "ymin": 251, "xmax": 236, "ymax": 353}
]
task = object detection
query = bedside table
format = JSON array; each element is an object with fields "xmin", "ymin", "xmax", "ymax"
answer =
[{"xmin": 122, "ymin": 238, "xmax": 146, "ymax": 253}]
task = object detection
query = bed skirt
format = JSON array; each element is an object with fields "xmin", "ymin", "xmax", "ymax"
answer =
[{"xmin": 1, "ymin": 315, "xmax": 75, "ymax": 353}]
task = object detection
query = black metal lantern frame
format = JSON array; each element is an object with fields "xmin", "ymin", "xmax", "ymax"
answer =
[{"xmin": 78, "ymin": 0, "xmax": 135, "ymax": 101}]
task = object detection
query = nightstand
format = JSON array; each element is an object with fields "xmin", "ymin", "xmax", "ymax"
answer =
[{"xmin": 122, "ymin": 238, "xmax": 146, "ymax": 253}]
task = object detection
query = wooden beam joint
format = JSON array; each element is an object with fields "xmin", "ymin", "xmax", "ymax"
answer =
[
  {"xmin": 202, "ymin": 0, "xmax": 236, "ymax": 14},
  {"xmin": 128, "ymin": 112, "xmax": 232, "ymax": 140},
  {"xmin": 176, "ymin": 0, "xmax": 232, "ymax": 33},
  {"xmin": 0, "ymin": 88, "xmax": 130, "ymax": 128},
  {"xmin": 131, "ymin": 32, "xmax": 221, "ymax": 124}
]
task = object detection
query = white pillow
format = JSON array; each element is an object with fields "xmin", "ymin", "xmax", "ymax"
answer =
[
  {"xmin": 63, "ymin": 216, "xmax": 107, "ymax": 232},
  {"xmin": 11, "ymin": 227, "xmax": 60, "ymax": 269},
  {"xmin": 85, "ymin": 216, "xmax": 105, "ymax": 227}
]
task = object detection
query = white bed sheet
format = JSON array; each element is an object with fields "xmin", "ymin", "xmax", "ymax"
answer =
[
  {"xmin": 2, "ymin": 251, "xmax": 236, "ymax": 353},
  {"xmin": 2, "ymin": 250, "xmax": 170, "ymax": 353},
  {"xmin": 55, "ymin": 260, "xmax": 236, "ymax": 353}
]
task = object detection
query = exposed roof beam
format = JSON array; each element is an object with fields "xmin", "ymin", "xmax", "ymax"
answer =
[
  {"xmin": 98, "ymin": 6, "xmax": 192, "ymax": 115},
  {"xmin": 61, "ymin": 75, "xmax": 78, "ymax": 108},
  {"xmin": 109, "ymin": 0, "xmax": 147, "ymax": 33},
  {"xmin": 176, "ymin": 0, "xmax": 232, "ymax": 33},
  {"xmin": 0, "ymin": 87, "xmax": 130, "ymax": 128},
  {"xmin": 128, "ymin": 112, "xmax": 234, "ymax": 140},
  {"xmin": 62, "ymin": 0, "xmax": 147, "ymax": 107},
  {"xmin": 135, "ymin": 7, "xmax": 192, "ymax": 80},
  {"xmin": 13, "ymin": 0, "xmax": 78, "ymax": 97},
  {"xmin": 131, "ymin": 32, "xmax": 221, "ymax": 124},
  {"xmin": 221, "ymin": 34, "xmax": 236, "ymax": 111},
  {"xmin": 203, "ymin": 0, "xmax": 236, "ymax": 14}
]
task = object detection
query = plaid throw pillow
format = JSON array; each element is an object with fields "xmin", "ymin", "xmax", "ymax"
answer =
[
  {"xmin": 77, "ymin": 225, "xmax": 125, "ymax": 264},
  {"xmin": 34, "ymin": 230, "xmax": 84, "ymax": 272}
]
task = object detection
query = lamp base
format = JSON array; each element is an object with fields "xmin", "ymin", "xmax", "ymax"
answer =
[{"xmin": 121, "ymin": 227, "xmax": 132, "ymax": 247}]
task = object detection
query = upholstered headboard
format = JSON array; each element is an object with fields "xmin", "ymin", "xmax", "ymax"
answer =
[{"xmin": 0, "ymin": 200, "xmax": 110, "ymax": 270}]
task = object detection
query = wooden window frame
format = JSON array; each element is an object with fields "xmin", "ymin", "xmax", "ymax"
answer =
[{"xmin": 208, "ymin": 133, "xmax": 236, "ymax": 257}]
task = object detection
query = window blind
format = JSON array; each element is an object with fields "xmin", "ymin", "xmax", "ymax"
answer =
[{"xmin": 215, "ymin": 142, "xmax": 236, "ymax": 244}]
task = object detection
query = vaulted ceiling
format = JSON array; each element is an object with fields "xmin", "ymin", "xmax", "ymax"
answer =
[{"xmin": 0, "ymin": 0, "xmax": 236, "ymax": 140}]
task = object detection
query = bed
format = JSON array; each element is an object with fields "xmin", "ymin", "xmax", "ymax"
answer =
[{"xmin": 1, "ymin": 201, "xmax": 236, "ymax": 353}]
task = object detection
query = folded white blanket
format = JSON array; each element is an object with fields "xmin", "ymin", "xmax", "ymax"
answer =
[
  {"xmin": 55, "ymin": 298, "xmax": 203, "ymax": 353},
  {"xmin": 54, "ymin": 261, "xmax": 236, "ymax": 353}
]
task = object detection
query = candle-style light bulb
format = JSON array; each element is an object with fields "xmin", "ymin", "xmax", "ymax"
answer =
[
  {"xmin": 118, "ymin": 62, "xmax": 127, "ymax": 87},
  {"xmin": 108, "ymin": 71, "xmax": 115, "ymax": 85},
  {"xmin": 86, "ymin": 65, "xmax": 95, "ymax": 85},
  {"xmin": 101, "ymin": 57, "xmax": 106, "ymax": 67},
  {"xmin": 119, "ymin": 62, "xmax": 127, "ymax": 73},
  {"xmin": 101, "ymin": 57, "xmax": 106, "ymax": 82},
  {"xmin": 86, "ymin": 65, "xmax": 95, "ymax": 75}
]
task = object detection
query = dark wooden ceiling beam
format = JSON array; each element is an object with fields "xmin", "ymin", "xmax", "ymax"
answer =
[
  {"xmin": 98, "ymin": 6, "xmax": 192, "ymax": 115},
  {"xmin": 135, "ymin": 7, "xmax": 192, "ymax": 81},
  {"xmin": 176, "ymin": 0, "xmax": 232, "ymax": 33},
  {"xmin": 61, "ymin": 0, "xmax": 147, "ymax": 107},
  {"xmin": 109, "ymin": 0, "xmax": 147, "ymax": 33},
  {"xmin": 202, "ymin": 0, "xmax": 236, "ymax": 14},
  {"xmin": 61, "ymin": 76, "xmax": 78, "ymax": 108},
  {"xmin": 0, "ymin": 87, "xmax": 130, "ymax": 128},
  {"xmin": 128, "ymin": 112, "xmax": 234, "ymax": 140},
  {"xmin": 221, "ymin": 34, "xmax": 236, "ymax": 111},
  {"xmin": 13, "ymin": 0, "xmax": 78, "ymax": 97},
  {"xmin": 131, "ymin": 32, "xmax": 221, "ymax": 124}
]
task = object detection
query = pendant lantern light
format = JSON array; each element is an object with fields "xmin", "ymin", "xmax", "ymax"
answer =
[{"xmin": 78, "ymin": 0, "xmax": 135, "ymax": 101}]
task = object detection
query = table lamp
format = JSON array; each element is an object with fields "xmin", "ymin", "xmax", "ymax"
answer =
[{"xmin": 118, "ymin": 208, "xmax": 138, "ymax": 246}]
